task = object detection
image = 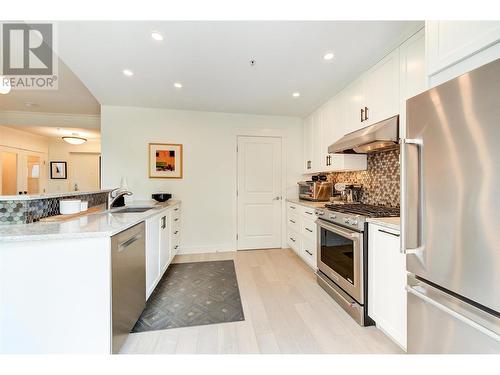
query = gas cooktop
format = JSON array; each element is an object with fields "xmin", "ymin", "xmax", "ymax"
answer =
[
  {"xmin": 316, "ymin": 203, "xmax": 400, "ymax": 231},
  {"xmin": 324, "ymin": 203, "xmax": 400, "ymax": 218}
]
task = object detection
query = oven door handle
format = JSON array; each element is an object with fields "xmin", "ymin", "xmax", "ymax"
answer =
[{"xmin": 316, "ymin": 220, "xmax": 360, "ymax": 239}]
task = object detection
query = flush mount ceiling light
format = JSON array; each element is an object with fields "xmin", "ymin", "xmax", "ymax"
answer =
[
  {"xmin": 0, "ymin": 76, "xmax": 11, "ymax": 94},
  {"xmin": 123, "ymin": 69, "xmax": 134, "ymax": 77},
  {"xmin": 151, "ymin": 32, "xmax": 164, "ymax": 41},
  {"xmin": 292, "ymin": 92, "xmax": 300, "ymax": 98},
  {"xmin": 62, "ymin": 133, "xmax": 87, "ymax": 145},
  {"xmin": 174, "ymin": 82, "xmax": 183, "ymax": 89},
  {"xmin": 323, "ymin": 52, "xmax": 335, "ymax": 61}
]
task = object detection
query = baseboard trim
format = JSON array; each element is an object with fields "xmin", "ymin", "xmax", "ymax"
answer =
[{"xmin": 178, "ymin": 244, "xmax": 235, "ymax": 255}]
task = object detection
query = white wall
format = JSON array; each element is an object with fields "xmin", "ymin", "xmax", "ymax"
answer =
[
  {"xmin": 0, "ymin": 125, "xmax": 49, "ymax": 153},
  {"xmin": 101, "ymin": 105, "xmax": 303, "ymax": 254},
  {"xmin": 47, "ymin": 138, "xmax": 101, "ymax": 193}
]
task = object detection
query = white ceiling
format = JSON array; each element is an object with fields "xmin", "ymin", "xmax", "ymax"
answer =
[
  {"xmin": 56, "ymin": 21, "xmax": 423, "ymax": 117},
  {"xmin": 0, "ymin": 57, "xmax": 101, "ymax": 115},
  {"xmin": 4, "ymin": 125, "xmax": 100, "ymax": 140}
]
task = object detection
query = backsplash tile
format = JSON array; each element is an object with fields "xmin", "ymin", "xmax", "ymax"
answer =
[
  {"xmin": 0, "ymin": 192, "xmax": 108, "ymax": 225},
  {"xmin": 327, "ymin": 148, "xmax": 400, "ymax": 207}
]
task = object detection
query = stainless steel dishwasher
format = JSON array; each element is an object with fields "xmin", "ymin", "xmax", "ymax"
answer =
[{"xmin": 111, "ymin": 222, "xmax": 146, "ymax": 354}]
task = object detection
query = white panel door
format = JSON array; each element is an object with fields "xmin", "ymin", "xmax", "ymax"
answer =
[{"xmin": 237, "ymin": 136, "xmax": 282, "ymax": 250}]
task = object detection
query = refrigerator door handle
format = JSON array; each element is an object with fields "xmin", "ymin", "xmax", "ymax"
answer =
[
  {"xmin": 406, "ymin": 285, "xmax": 500, "ymax": 343},
  {"xmin": 400, "ymin": 138, "xmax": 425, "ymax": 254}
]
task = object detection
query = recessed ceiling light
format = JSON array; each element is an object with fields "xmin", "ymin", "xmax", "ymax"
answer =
[
  {"xmin": 174, "ymin": 82, "xmax": 183, "ymax": 89},
  {"xmin": 0, "ymin": 76, "xmax": 11, "ymax": 95},
  {"xmin": 123, "ymin": 69, "xmax": 134, "ymax": 77},
  {"xmin": 151, "ymin": 32, "xmax": 164, "ymax": 41},
  {"xmin": 323, "ymin": 52, "xmax": 335, "ymax": 61},
  {"xmin": 292, "ymin": 92, "xmax": 300, "ymax": 98}
]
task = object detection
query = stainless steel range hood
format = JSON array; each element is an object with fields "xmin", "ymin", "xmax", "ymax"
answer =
[{"xmin": 328, "ymin": 115, "xmax": 399, "ymax": 154}]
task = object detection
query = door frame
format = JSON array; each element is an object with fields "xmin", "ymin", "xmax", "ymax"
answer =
[{"xmin": 234, "ymin": 129, "xmax": 288, "ymax": 251}]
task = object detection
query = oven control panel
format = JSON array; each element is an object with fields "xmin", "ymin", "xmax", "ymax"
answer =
[{"xmin": 315, "ymin": 208, "xmax": 364, "ymax": 231}]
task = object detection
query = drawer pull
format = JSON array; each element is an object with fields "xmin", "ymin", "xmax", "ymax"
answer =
[
  {"xmin": 289, "ymin": 237, "xmax": 296, "ymax": 242},
  {"xmin": 174, "ymin": 230, "xmax": 179, "ymax": 235},
  {"xmin": 174, "ymin": 208, "xmax": 179, "ymax": 211},
  {"xmin": 305, "ymin": 227, "xmax": 313, "ymax": 233},
  {"xmin": 378, "ymin": 229, "xmax": 400, "ymax": 237},
  {"xmin": 174, "ymin": 218, "xmax": 179, "ymax": 222},
  {"xmin": 304, "ymin": 211, "xmax": 313, "ymax": 215},
  {"xmin": 305, "ymin": 249, "xmax": 313, "ymax": 256},
  {"xmin": 175, "ymin": 245, "xmax": 179, "ymax": 249},
  {"xmin": 290, "ymin": 206, "xmax": 296, "ymax": 210},
  {"xmin": 289, "ymin": 219, "xmax": 296, "ymax": 224}
]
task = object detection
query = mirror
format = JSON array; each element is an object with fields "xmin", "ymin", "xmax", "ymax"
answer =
[{"xmin": 0, "ymin": 56, "xmax": 101, "ymax": 197}]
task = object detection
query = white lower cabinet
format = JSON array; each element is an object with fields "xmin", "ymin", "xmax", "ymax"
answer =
[
  {"xmin": 368, "ymin": 223, "xmax": 406, "ymax": 350},
  {"xmin": 145, "ymin": 202, "xmax": 182, "ymax": 300},
  {"xmin": 286, "ymin": 202, "xmax": 317, "ymax": 270}
]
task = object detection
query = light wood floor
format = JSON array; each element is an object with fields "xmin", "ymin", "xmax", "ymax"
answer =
[{"xmin": 120, "ymin": 248, "xmax": 403, "ymax": 354}]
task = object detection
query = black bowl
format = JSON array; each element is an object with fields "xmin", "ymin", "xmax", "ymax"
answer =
[{"xmin": 152, "ymin": 193, "xmax": 172, "ymax": 202}]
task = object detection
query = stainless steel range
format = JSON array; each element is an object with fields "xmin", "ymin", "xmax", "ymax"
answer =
[{"xmin": 315, "ymin": 203, "xmax": 399, "ymax": 326}]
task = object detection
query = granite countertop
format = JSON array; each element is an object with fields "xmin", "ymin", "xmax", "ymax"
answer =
[
  {"xmin": 0, "ymin": 189, "xmax": 114, "ymax": 201},
  {"xmin": 366, "ymin": 217, "xmax": 400, "ymax": 231},
  {"xmin": 286, "ymin": 198, "xmax": 328, "ymax": 209},
  {"xmin": 0, "ymin": 200, "xmax": 181, "ymax": 242}
]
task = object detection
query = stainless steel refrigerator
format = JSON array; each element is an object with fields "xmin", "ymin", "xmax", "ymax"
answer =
[{"xmin": 402, "ymin": 59, "xmax": 500, "ymax": 353}]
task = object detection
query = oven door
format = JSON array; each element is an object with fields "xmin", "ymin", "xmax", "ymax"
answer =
[{"xmin": 316, "ymin": 219, "xmax": 364, "ymax": 304}]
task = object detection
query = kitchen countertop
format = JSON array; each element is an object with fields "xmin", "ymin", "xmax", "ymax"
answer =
[
  {"xmin": 0, "ymin": 200, "xmax": 181, "ymax": 242},
  {"xmin": 286, "ymin": 198, "xmax": 328, "ymax": 209},
  {"xmin": 366, "ymin": 217, "xmax": 400, "ymax": 231}
]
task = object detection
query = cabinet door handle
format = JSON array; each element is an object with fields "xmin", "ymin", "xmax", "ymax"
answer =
[
  {"xmin": 175, "ymin": 245, "xmax": 179, "ymax": 249},
  {"xmin": 289, "ymin": 219, "xmax": 296, "ymax": 224},
  {"xmin": 161, "ymin": 216, "xmax": 166, "ymax": 229},
  {"xmin": 174, "ymin": 218, "xmax": 179, "ymax": 222},
  {"xmin": 290, "ymin": 206, "xmax": 296, "ymax": 210},
  {"xmin": 364, "ymin": 106, "xmax": 369, "ymax": 121},
  {"xmin": 305, "ymin": 249, "xmax": 313, "ymax": 256},
  {"xmin": 304, "ymin": 211, "xmax": 313, "ymax": 215},
  {"xmin": 305, "ymin": 227, "xmax": 313, "ymax": 233},
  {"xmin": 289, "ymin": 237, "xmax": 296, "ymax": 242},
  {"xmin": 174, "ymin": 208, "xmax": 179, "ymax": 211},
  {"xmin": 360, "ymin": 108, "xmax": 364, "ymax": 122},
  {"xmin": 378, "ymin": 228, "xmax": 400, "ymax": 237},
  {"xmin": 174, "ymin": 230, "xmax": 179, "ymax": 234}
]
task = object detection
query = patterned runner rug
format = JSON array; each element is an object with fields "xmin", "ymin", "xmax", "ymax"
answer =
[{"xmin": 131, "ymin": 260, "xmax": 244, "ymax": 332}]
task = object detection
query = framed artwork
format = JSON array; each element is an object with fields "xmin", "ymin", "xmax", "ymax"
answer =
[
  {"xmin": 50, "ymin": 161, "xmax": 67, "ymax": 179},
  {"xmin": 149, "ymin": 143, "xmax": 183, "ymax": 179}
]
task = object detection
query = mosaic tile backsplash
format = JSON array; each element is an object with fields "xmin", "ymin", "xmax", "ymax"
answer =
[
  {"xmin": 327, "ymin": 147, "xmax": 400, "ymax": 207},
  {"xmin": 0, "ymin": 192, "xmax": 108, "ymax": 224}
]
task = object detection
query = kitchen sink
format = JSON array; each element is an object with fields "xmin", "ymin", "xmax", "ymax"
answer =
[{"xmin": 114, "ymin": 207, "xmax": 155, "ymax": 213}]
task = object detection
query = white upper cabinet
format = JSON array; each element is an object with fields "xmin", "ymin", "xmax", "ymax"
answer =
[
  {"xmin": 344, "ymin": 77, "xmax": 366, "ymax": 134},
  {"xmin": 399, "ymin": 28, "xmax": 427, "ymax": 139},
  {"xmin": 364, "ymin": 49, "xmax": 400, "ymax": 126},
  {"xmin": 303, "ymin": 115, "xmax": 314, "ymax": 173},
  {"xmin": 426, "ymin": 21, "xmax": 500, "ymax": 86}
]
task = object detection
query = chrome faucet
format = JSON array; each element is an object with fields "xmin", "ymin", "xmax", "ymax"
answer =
[{"xmin": 107, "ymin": 188, "xmax": 133, "ymax": 209}]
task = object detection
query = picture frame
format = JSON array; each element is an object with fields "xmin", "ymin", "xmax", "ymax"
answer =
[
  {"xmin": 149, "ymin": 143, "xmax": 183, "ymax": 179},
  {"xmin": 50, "ymin": 161, "xmax": 67, "ymax": 179}
]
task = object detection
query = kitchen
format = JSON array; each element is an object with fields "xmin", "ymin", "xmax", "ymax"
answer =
[{"xmin": 1, "ymin": 11, "xmax": 500, "ymax": 370}]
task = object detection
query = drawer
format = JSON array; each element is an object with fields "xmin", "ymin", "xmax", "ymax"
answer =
[
  {"xmin": 287, "ymin": 202, "xmax": 299, "ymax": 217},
  {"xmin": 287, "ymin": 228, "xmax": 300, "ymax": 253},
  {"xmin": 287, "ymin": 213, "xmax": 301, "ymax": 233},
  {"xmin": 300, "ymin": 205, "xmax": 316, "ymax": 219},
  {"xmin": 301, "ymin": 218, "xmax": 317, "ymax": 243},
  {"xmin": 301, "ymin": 239, "xmax": 317, "ymax": 269}
]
